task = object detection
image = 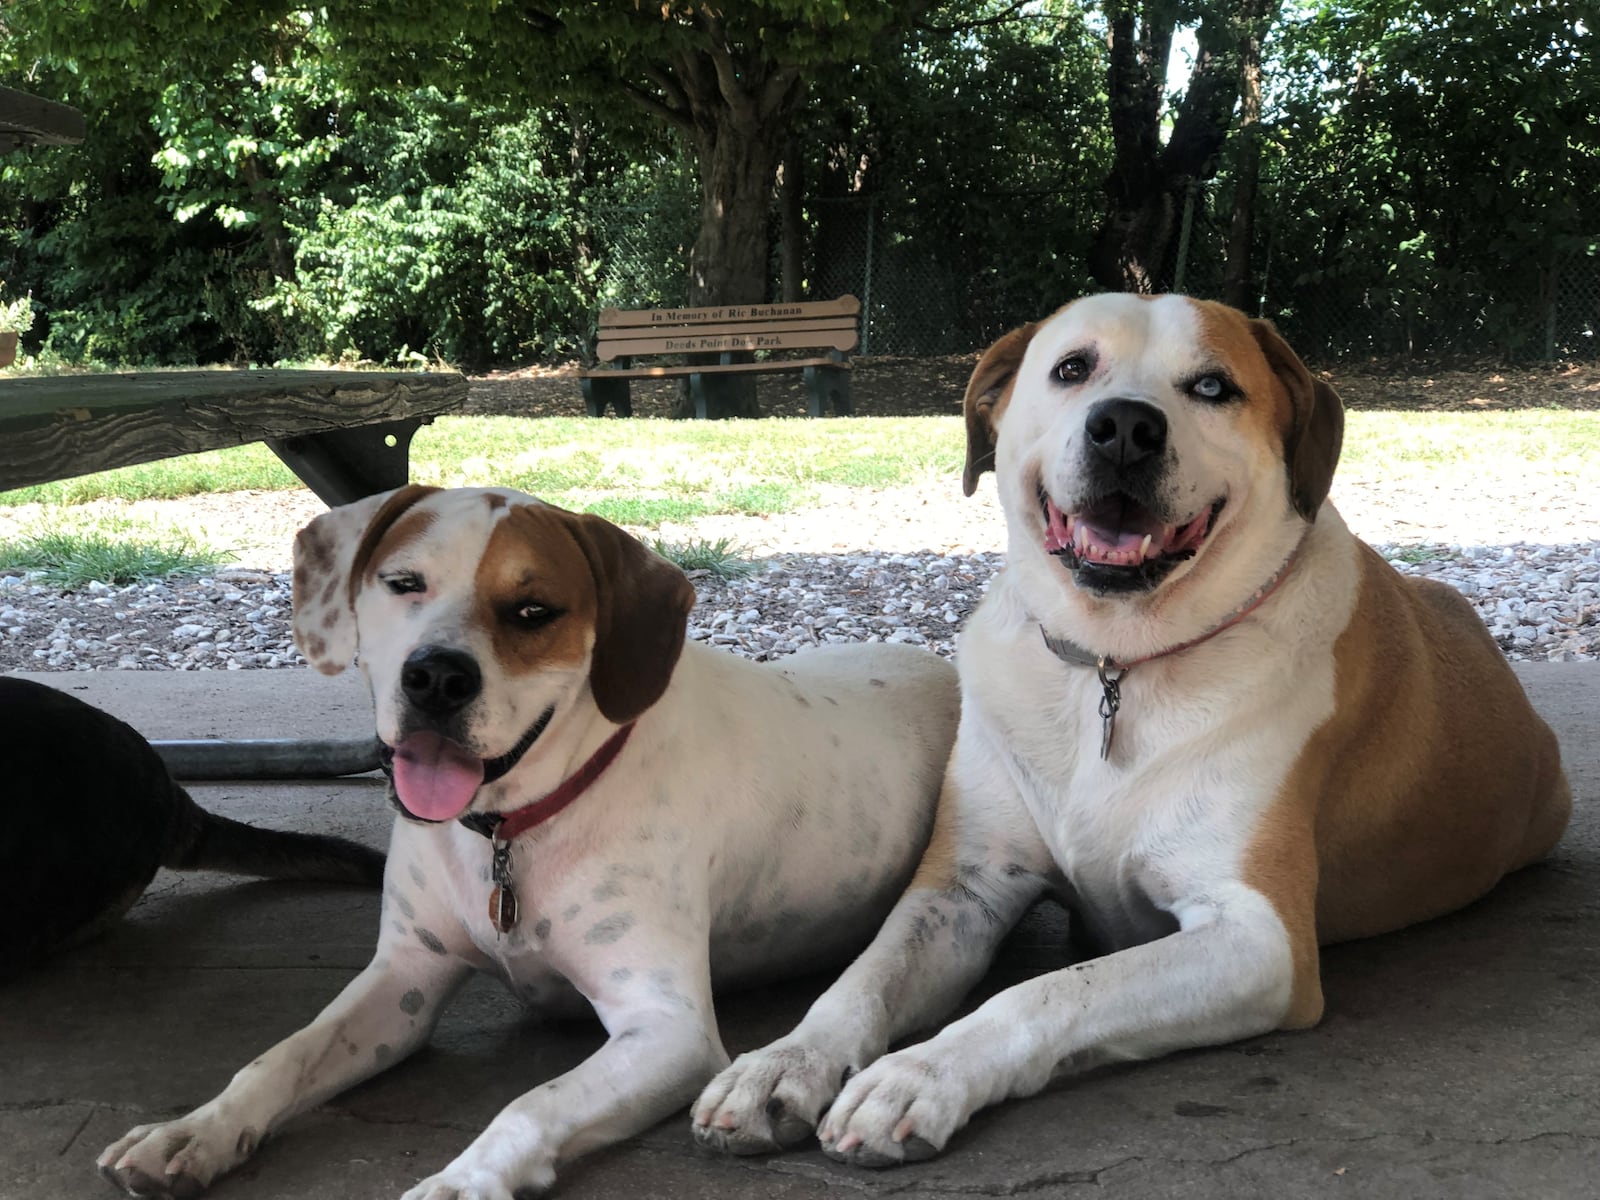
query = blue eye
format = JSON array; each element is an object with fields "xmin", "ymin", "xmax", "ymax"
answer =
[{"xmin": 1191, "ymin": 374, "xmax": 1230, "ymax": 401}]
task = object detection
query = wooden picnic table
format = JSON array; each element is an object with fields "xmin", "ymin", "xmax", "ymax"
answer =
[{"xmin": 0, "ymin": 369, "xmax": 467, "ymax": 504}]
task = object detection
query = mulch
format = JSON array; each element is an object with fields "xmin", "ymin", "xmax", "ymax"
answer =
[{"xmin": 463, "ymin": 357, "xmax": 1600, "ymax": 420}]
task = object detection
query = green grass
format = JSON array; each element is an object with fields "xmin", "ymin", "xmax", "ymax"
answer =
[
  {"xmin": 0, "ymin": 415, "xmax": 965, "ymax": 520},
  {"xmin": 1, "ymin": 409, "xmax": 1594, "ymax": 535},
  {"xmin": 649, "ymin": 536, "xmax": 758, "ymax": 579},
  {"xmin": 0, "ymin": 517, "xmax": 231, "ymax": 589}
]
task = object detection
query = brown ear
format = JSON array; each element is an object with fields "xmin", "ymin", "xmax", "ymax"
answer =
[
  {"xmin": 291, "ymin": 485, "xmax": 439, "ymax": 674},
  {"xmin": 1249, "ymin": 320, "xmax": 1345, "ymax": 521},
  {"xmin": 963, "ymin": 321, "xmax": 1039, "ymax": 496},
  {"xmin": 561, "ymin": 513, "xmax": 697, "ymax": 725}
]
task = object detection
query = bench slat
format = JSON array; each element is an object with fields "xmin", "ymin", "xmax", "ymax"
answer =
[
  {"xmin": 598, "ymin": 326, "xmax": 857, "ymax": 361},
  {"xmin": 598, "ymin": 295, "xmax": 859, "ymax": 330},
  {"xmin": 578, "ymin": 357, "xmax": 851, "ymax": 380},
  {"xmin": 596, "ymin": 316, "xmax": 857, "ymax": 346}
]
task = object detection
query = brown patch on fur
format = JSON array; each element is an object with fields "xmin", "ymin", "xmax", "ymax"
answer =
[
  {"xmin": 1244, "ymin": 543, "xmax": 1570, "ymax": 1030},
  {"xmin": 474, "ymin": 504, "xmax": 695, "ymax": 724},
  {"xmin": 963, "ymin": 321, "xmax": 1040, "ymax": 496},
  {"xmin": 1189, "ymin": 301, "xmax": 1344, "ymax": 521},
  {"xmin": 910, "ymin": 778, "xmax": 964, "ymax": 890},
  {"xmin": 302, "ymin": 634, "xmax": 328, "ymax": 661},
  {"xmin": 474, "ymin": 505, "xmax": 597, "ymax": 681},
  {"xmin": 347, "ymin": 486, "xmax": 442, "ymax": 607},
  {"xmin": 563, "ymin": 510, "xmax": 697, "ymax": 723},
  {"xmin": 485, "ymin": 492, "xmax": 507, "ymax": 510}
]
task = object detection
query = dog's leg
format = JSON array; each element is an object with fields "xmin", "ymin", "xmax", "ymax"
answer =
[
  {"xmin": 402, "ymin": 936, "xmax": 726, "ymax": 1200},
  {"xmin": 98, "ymin": 944, "xmax": 469, "ymax": 1197},
  {"xmin": 819, "ymin": 880, "xmax": 1296, "ymax": 1167},
  {"xmin": 693, "ymin": 740, "xmax": 1054, "ymax": 1156}
]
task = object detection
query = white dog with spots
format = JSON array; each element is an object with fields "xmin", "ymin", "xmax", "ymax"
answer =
[
  {"xmin": 692, "ymin": 293, "xmax": 1568, "ymax": 1166},
  {"xmin": 99, "ymin": 487, "xmax": 959, "ymax": 1199}
]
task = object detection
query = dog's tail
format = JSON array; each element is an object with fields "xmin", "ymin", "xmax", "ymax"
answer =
[{"xmin": 161, "ymin": 785, "xmax": 385, "ymax": 886}]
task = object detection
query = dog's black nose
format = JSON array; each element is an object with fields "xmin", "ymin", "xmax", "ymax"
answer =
[
  {"xmin": 400, "ymin": 646, "xmax": 482, "ymax": 715},
  {"xmin": 1085, "ymin": 399, "xmax": 1168, "ymax": 467}
]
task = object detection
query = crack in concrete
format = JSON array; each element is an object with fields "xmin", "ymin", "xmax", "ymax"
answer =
[{"xmin": 55, "ymin": 1108, "xmax": 96, "ymax": 1157}]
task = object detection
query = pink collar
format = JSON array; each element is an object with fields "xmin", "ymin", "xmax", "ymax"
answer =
[{"xmin": 1038, "ymin": 545, "xmax": 1301, "ymax": 761}]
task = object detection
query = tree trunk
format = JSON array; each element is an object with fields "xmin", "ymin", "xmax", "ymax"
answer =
[
  {"xmin": 241, "ymin": 155, "xmax": 295, "ymax": 282},
  {"xmin": 1223, "ymin": 0, "xmax": 1276, "ymax": 311},
  {"xmin": 1090, "ymin": 1, "xmax": 1250, "ymax": 294},
  {"xmin": 779, "ymin": 136, "xmax": 805, "ymax": 304},
  {"xmin": 655, "ymin": 43, "xmax": 804, "ymax": 418}
]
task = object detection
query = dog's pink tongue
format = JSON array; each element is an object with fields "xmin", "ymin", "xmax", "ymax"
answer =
[{"xmin": 392, "ymin": 732, "xmax": 484, "ymax": 822}]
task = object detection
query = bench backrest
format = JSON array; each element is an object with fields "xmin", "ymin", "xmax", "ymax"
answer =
[{"xmin": 595, "ymin": 295, "xmax": 860, "ymax": 362}]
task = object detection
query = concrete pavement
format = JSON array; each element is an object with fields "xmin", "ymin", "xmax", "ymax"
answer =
[{"xmin": 2, "ymin": 664, "xmax": 1596, "ymax": 1200}]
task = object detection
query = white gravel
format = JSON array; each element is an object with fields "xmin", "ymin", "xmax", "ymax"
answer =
[
  {"xmin": 1, "ymin": 500, "xmax": 1595, "ymax": 671},
  {"xmin": 3, "ymin": 468, "xmax": 1598, "ymax": 669}
]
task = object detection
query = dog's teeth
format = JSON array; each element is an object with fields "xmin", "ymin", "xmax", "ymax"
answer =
[{"xmin": 1140, "ymin": 534, "xmax": 1153, "ymax": 560}]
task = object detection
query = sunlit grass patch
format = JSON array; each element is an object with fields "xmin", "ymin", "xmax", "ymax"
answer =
[{"xmin": 0, "ymin": 515, "xmax": 231, "ymax": 589}]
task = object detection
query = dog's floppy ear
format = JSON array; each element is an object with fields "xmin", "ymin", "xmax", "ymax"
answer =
[
  {"xmin": 292, "ymin": 485, "xmax": 440, "ymax": 674},
  {"xmin": 963, "ymin": 320, "xmax": 1039, "ymax": 497},
  {"xmin": 1249, "ymin": 319, "xmax": 1345, "ymax": 521},
  {"xmin": 562, "ymin": 512, "xmax": 697, "ymax": 725}
]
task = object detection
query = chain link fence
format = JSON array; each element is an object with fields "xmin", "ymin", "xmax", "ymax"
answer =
[{"xmin": 583, "ymin": 185, "xmax": 1598, "ymax": 364}]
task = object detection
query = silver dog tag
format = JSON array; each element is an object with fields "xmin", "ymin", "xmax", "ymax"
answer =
[{"xmin": 1096, "ymin": 659, "xmax": 1125, "ymax": 760}]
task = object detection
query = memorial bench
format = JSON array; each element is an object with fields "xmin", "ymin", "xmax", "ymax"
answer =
[{"xmin": 579, "ymin": 295, "xmax": 859, "ymax": 419}]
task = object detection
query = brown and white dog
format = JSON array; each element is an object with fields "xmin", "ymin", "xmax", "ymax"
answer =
[
  {"xmin": 99, "ymin": 488, "xmax": 959, "ymax": 1199},
  {"xmin": 692, "ymin": 292, "xmax": 1571, "ymax": 1165}
]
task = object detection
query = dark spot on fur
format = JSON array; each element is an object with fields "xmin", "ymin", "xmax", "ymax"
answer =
[
  {"xmin": 399, "ymin": 989, "xmax": 425, "ymax": 1015},
  {"xmin": 386, "ymin": 888, "xmax": 416, "ymax": 920},
  {"xmin": 593, "ymin": 879, "xmax": 625, "ymax": 902},
  {"xmin": 375, "ymin": 1043, "xmax": 393, "ymax": 1064},
  {"xmin": 408, "ymin": 863, "xmax": 427, "ymax": 889},
  {"xmin": 564, "ymin": 904, "xmax": 582, "ymax": 922},
  {"xmin": 533, "ymin": 917, "xmax": 552, "ymax": 940},
  {"xmin": 795, "ymin": 694, "xmax": 811, "ymax": 708},
  {"xmin": 869, "ymin": 678, "xmax": 886, "ymax": 688},
  {"xmin": 611, "ymin": 967, "xmax": 633, "ymax": 982},
  {"xmin": 320, "ymin": 577, "xmax": 339, "ymax": 605},
  {"xmin": 823, "ymin": 695, "xmax": 838, "ymax": 706},
  {"xmin": 486, "ymin": 493, "xmax": 507, "ymax": 510},
  {"xmin": 584, "ymin": 912, "xmax": 635, "ymax": 945},
  {"xmin": 235, "ymin": 1128, "xmax": 258, "ymax": 1158},
  {"xmin": 320, "ymin": 609, "xmax": 340, "ymax": 631},
  {"xmin": 303, "ymin": 634, "xmax": 328, "ymax": 660},
  {"xmin": 415, "ymin": 927, "xmax": 447, "ymax": 955}
]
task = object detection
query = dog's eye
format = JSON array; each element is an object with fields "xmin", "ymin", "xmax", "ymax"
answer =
[
  {"xmin": 511, "ymin": 602, "xmax": 556, "ymax": 628},
  {"xmin": 1054, "ymin": 354, "xmax": 1092, "ymax": 384},
  {"xmin": 1190, "ymin": 374, "xmax": 1233, "ymax": 402},
  {"xmin": 383, "ymin": 573, "xmax": 426, "ymax": 595}
]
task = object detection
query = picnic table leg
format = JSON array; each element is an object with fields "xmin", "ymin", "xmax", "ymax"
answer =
[{"xmin": 268, "ymin": 416, "xmax": 430, "ymax": 507}]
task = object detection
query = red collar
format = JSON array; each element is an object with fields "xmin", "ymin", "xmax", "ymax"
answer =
[{"xmin": 460, "ymin": 722, "xmax": 634, "ymax": 843}]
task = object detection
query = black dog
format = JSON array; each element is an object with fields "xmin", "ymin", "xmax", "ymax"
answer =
[{"xmin": 1, "ymin": 676, "xmax": 384, "ymax": 979}]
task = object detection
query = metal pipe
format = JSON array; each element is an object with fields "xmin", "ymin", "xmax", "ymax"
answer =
[{"xmin": 153, "ymin": 738, "xmax": 384, "ymax": 781}]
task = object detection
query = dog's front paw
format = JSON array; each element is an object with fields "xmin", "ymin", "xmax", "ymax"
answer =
[
  {"xmin": 818, "ymin": 1047, "xmax": 971, "ymax": 1169},
  {"xmin": 401, "ymin": 1160, "xmax": 555, "ymax": 1200},
  {"xmin": 97, "ymin": 1114, "xmax": 254, "ymax": 1198},
  {"xmin": 691, "ymin": 1039, "xmax": 853, "ymax": 1155}
]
